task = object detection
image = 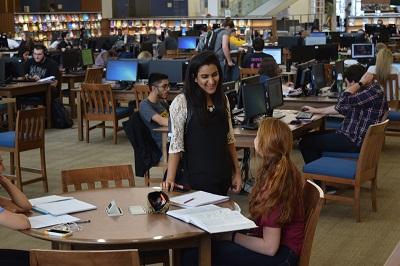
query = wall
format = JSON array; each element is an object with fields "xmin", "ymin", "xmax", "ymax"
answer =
[
  {"xmin": 149, "ymin": 0, "xmax": 188, "ymax": 16},
  {"xmin": 287, "ymin": 0, "xmax": 311, "ymax": 22},
  {"xmin": 19, "ymin": 0, "xmax": 82, "ymax": 12}
]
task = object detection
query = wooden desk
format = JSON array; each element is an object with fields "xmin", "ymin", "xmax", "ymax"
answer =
[
  {"xmin": 0, "ymin": 82, "xmax": 53, "ymax": 128},
  {"xmin": 283, "ymin": 96, "xmax": 337, "ymax": 110},
  {"xmin": 23, "ymin": 187, "xmax": 225, "ymax": 266},
  {"xmin": 61, "ymin": 73, "xmax": 86, "ymax": 118},
  {"xmin": 74, "ymin": 88, "xmax": 182, "ymax": 141},
  {"xmin": 0, "ymin": 97, "xmax": 16, "ymax": 130},
  {"xmin": 385, "ymin": 240, "xmax": 400, "ymax": 266}
]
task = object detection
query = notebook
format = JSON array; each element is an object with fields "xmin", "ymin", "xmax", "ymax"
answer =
[
  {"xmin": 33, "ymin": 199, "xmax": 97, "ymax": 216},
  {"xmin": 167, "ymin": 205, "xmax": 257, "ymax": 234},
  {"xmin": 169, "ymin": 191, "xmax": 229, "ymax": 208},
  {"xmin": 28, "ymin": 214, "xmax": 80, "ymax": 229},
  {"xmin": 29, "ymin": 195, "xmax": 73, "ymax": 206}
]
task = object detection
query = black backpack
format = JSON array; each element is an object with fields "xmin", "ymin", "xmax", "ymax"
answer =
[
  {"xmin": 52, "ymin": 98, "xmax": 73, "ymax": 129},
  {"xmin": 203, "ymin": 28, "xmax": 224, "ymax": 51}
]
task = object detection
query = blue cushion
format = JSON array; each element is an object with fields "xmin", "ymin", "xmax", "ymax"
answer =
[
  {"xmin": 388, "ymin": 111, "xmax": 400, "ymax": 121},
  {"xmin": 303, "ymin": 157, "xmax": 357, "ymax": 179},
  {"xmin": 115, "ymin": 107, "xmax": 130, "ymax": 117},
  {"xmin": 321, "ymin": 152, "xmax": 359, "ymax": 159},
  {"xmin": 0, "ymin": 131, "xmax": 16, "ymax": 148}
]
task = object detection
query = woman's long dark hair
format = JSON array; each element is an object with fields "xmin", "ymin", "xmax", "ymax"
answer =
[{"xmin": 183, "ymin": 51, "xmax": 228, "ymax": 127}]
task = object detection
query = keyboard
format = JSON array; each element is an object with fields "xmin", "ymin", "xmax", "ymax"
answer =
[{"xmin": 296, "ymin": 112, "xmax": 313, "ymax": 120}]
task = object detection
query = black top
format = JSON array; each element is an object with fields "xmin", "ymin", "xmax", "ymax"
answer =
[
  {"xmin": 57, "ymin": 40, "xmax": 73, "ymax": 50},
  {"xmin": 242, "ymin": 52, "xmax": 273, "ymax": 68},
  {"xmin": 164, "ymin": 36, "xmax": 178, "ymax": 50},
  {"xmin": 24, "ymin": 57, "xmax": 59, "ymax": 79},
  {"xmin": 183, "ymin": 106, "xmax": 233, "ymax": 196}
]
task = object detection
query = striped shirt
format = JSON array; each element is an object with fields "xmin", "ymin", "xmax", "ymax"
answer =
[{"xmin": 335, "ymin": 82, "xmax": 388, "ymax": 146}]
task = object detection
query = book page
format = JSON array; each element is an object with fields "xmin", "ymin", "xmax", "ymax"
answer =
[
  {"xmin": 29, "ymin": 195, "xmax": 74, "ymax": 206},
  {"xmin": 29, "ymin": 214, "xmax": 80, "ymax": 229},
  {"xmin": 33, "ymin": 199, "xmax": 96, "ymax": 216},
  {"xmin": 167, "ymin": 205, "xmax": 221, "ymax": 223}
]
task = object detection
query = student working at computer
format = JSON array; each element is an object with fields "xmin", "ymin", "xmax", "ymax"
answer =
[
  {"xmin": 24, "ymin": 44, "xmax": 58, "ymax": 82},
  {"xmin": 139, "ymin": 73, "xmax": 170, "ymax": 150},
  {"xmin": 299, "ymin": 64, "xmax": 388, "ymax": 164},
  {"xmin": 181, "ymin": 118, "xmax": 304, "ymax": 266},
  {"xmin": 241, "ymin": 37, "xmax": 273, "ymax": 68},
  {"xmin": 162, "ymin": 51, "xmax": 242, "ymax": 196}
]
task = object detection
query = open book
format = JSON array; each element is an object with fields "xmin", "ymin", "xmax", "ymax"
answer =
[
  {"xmin": 31, "ymin": 195, "xmax": 96, "ymax": 216},
  {"xmin": 169, "ymin": 191, "xmax": 229, "ymax": 208},
  {"xmin": 167, "ymin": 205, "xmax": 257, "ymax": 234}
]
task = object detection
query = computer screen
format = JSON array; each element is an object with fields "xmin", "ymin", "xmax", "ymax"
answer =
[
  {"xmin": 291, "ymin": 46, "xmax": 315, "ymax": 63},
  {"xmin": 81, "ymin": 49, "xmax": 93, "ymax": 66},
  {"xmin": 237, "ymin": 75, "xmax": 260, "ymax": 109},
  {"xmin": 264, "ymin": 77, "xmax": 283, "ymax": 115},
  {"xmin": 311, "ymin": 63, "xmax": 326, "ymax": 91},
  {"xmin": 315, "ymin": 44, "xmax": 338, "ymax": 62},
  {"xmin": 106, "ymin": 59, "xmax": 138, "ymax": 82},
  {"xmin": 352, "ymin": 43, "xmax": 374, "ymax": 59},
  {"xmin": 136, "ymin": 59, "xmax": 150, "ymax": 80},
  {"xmin": 148, "ymin": 59, "xmax": 186, "ymax": 84},
  {"xmin": 263, "ymin": 47, "xmax": 282, "ymax": 65},
  {"xmin": 242, "ymin": 82, "xmax": 267, "ymax": 125},
  {"xmin": 223, "ymin": 81, "xmax": 238, "ymax": 112},
  {"xmin": 305, "ymin": 36, "xmax": 327, "ymax": 46},
  {"xmin": 63, "ymin": 49, "xmax": 82, "ymax": 71},
  {"xmin": 277, "ymin": 36, "xmax": 302, "ymax": 49},
  {"xmin": 177, "ymin": 37, "xmax": 197, "ymax": 50},
  {"xmin": 310, "ymin": 32, "xmax": 326, "ymax": 37},
  {"xmin": 294, "ymin": 61, "xmax": 314, "ymax": 94}
]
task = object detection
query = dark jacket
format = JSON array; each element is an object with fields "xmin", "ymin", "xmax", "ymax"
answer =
[{"xmin": 123, "ymin": 112, "xmax": 162, "ymax": 177}]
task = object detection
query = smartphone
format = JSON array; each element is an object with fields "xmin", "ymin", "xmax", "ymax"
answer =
[{"xmin": 45, "ymin": 229, "xmax": 72, "ymax": 237}]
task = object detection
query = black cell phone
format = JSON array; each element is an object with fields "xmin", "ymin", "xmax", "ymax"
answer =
[{"xmin": 45, "ymin": 229, "xmax": 72, "ymax": 237}]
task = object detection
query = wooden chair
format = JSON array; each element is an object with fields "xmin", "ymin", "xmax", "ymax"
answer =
[
  {"xmin": 378, "ymin": 74, "xmax": 400, "ymax": 135},
  {"xmin": 0, "ymin": 107, "xmax": 48, "ymax": 192},
  {"xmin": 30, "ymin": 249, "xmax": 140, "ymax": 266},
  {"xmin": 80, "ymin": 83, "xmax": 131, "ymax": 144},
  {"xmin": 239, "ymin": 67, "xmax": 259, "ymax": 80},
  {"xmin": 303, "ymin": 120, "xmax": 389, "ymax": 222},
  {"xmin": 134, "ymin": 84, "xmax": 151, "ymax": 112},
  {"xmin": 61, "ymin": 164, "xmax": 135, "ymax": 192},
  {"xmin": 84, "ymin": 67, "xmax": 104, "ymax": 84},
  {"xmin": 299, "ymin": 180, "xmax": 324, "ymax": 266}
]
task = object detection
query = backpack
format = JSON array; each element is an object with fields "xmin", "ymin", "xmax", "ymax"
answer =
[
  {"xmin": 203, "ymin": 28, "xmax": 224, "ymax": 51},
  {"xmin": 52, "ymin": 98, "xmax": 73, "ymax": 129}
]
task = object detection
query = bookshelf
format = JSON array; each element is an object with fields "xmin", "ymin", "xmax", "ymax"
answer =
[
  {"xmin": 108, "ymin": 16, "xmax": 277, "ymax": 42},
  {"xmin": 347, "ymin": 14, "xmax": 400, "ymax": 32},
  {"xmin": 14, "ymin": 12, "xmax": 102, "ymax": 46}
]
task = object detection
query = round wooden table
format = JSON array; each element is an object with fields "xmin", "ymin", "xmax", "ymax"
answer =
[{"xmin": 23, "ymin": 187, "xmax": 224, "ymax": 266}]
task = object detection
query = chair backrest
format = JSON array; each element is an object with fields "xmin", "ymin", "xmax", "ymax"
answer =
[
  {"xmin": 299, "ymin": 180, "xmax": 324, "ymax": 266},
  {"xmin": 15, "ymin": 107, "xmax": 45, "ymax": 151},
  {"xmin": 239, "ymin": 67, "xmax": 259, "ymax": 80},
  {"xmin": 30, "ymin": 249, "xmax": 140, "ymax": 266},
  {"xmin": 61, "ymin": 164, "xmax": 135, "ymax": 192},
  {"xmin": 80, "ymin": 83, "xmax": 116, "ymax": 120},
  {"xmin": 356, "ymin": 120, "xmax": 389, "ymax": 183},
  {"xmin": 84, "ymin": 67, "xmax": 104, "ymax": 84},
  {"xmin": 375, "ymin": 73, "xmax": 399, "ymax": 102},
  {"xmin": 134, "ymin": 84, "xmax": 151, "ymax": 111}
]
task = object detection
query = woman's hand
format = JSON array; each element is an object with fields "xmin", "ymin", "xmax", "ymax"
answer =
[
  {"xmin": 231, "ymin": 172, "xmax": 242, "ymax": 193},
  {"xmin": 161, "ymin": 178, "xmax": 176, "ymax": 192}
]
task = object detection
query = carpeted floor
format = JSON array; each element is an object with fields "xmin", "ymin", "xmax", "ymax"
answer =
[{"xmin": 0, "ymin": 123, "xmax": 399, "ymax": 265}]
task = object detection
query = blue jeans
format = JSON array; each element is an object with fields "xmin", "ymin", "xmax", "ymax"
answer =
[
  {"xmin": 299, "ymin": 130, "xmax": 360, "ymax": 164},
  {"xmin": 181, "ymin": 241, "xmax": 298, "ymax": 266}
]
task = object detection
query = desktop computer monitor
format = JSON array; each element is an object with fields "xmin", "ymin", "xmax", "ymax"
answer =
[
  {"xmin": 278, "ymin": 36, "xmax": 302, "ymax": 49},
  {"xmin": 365, "ymin": 24, "xmax": 378, "ymax": 35},
  {"xmin": 263, "ymin": 47, "xmax": 282, "ymax": 65},
  {"xmin": 81, "ymin": 49, "xmax": 94, "ymax": 66},
  {"xmin": 352, "ymin": 43, "xmax": 374, "ymax": 59},
  {"xmin": 294, "ymin": 61, "xmax": 314, "ymax": 95},
  {"xmin": 0, "ymin": 34, "xmax": 8, "ymax": 49},
  {"xmin": 291, "ymin": 46, "xmax": 315, "ymax": 63},
  {"xmin": 305, "ymin": 36, "xmax": 327, "ymax": 46},
  {"xmin": 237, "ymin": 75, "xmax": 260, "ymax": 109},
  {"xmin": 148, "ymin": 59, "xmax": 186, "ymax": 84},
  {"xmin": 242, "ymin": 82, "xmax": 267, "ymax": 128},
  {"xmin": 106, "ymin": 59, "xmax": 138, "ymax": 82},
  {"xmin": 328, "ymin": 32, "xmax": 342, "ymax": 44},
  {"xmin": 223, "ymin": 81, "xmax": 237, "ymax": 112},
  {"xmin": 264, "ymin": 77, "xmax": 283, "ymax": 116},
  {"xmin": 315, "ymin": 44, "xmax": 339, "ymax": 62},
  {"xmin": 136, "ymin": 59, "xmax": 150, "ymax": 80},
  {"xmin": 311, "ymin": 63, "xmax": 326, "ymax": 93},
  {"xmin": 222, "ymin": 81, "xmax": 236, "ymax": 93},
  {"xmin": 177, "ymin": 37, "xmax": 197, "ymax": 50},
  {"xmin": 63, "ymin": 49, "xmax": 82, "ymax": 72}
]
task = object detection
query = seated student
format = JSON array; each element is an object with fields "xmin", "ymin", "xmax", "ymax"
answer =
[
  {"xmin": 241, "ymin": 37, "xmax": 272, "ymax": 68},
  {"xmin": 56, "ymin": 31, "xmax": 73, "ymax": 51},
  {"xmin": 139, "ymin": 73, "xmax": 169, "ymax": 150},
  {"xmin": 299, "ymin": 64, "xmax": 388, "ymax": 164},
  {"xmin": 366, "ymin": 48, "xmax": 399, "ymax": 85},
  {"xmin": 94, "ymin": 41, "xmax": 115, "ymax": 68},
  {"xmin": 0, "ymin": 153, "xmax": 31, "ymax": 266},
  {"xmin": 181, "ymin": 118, "xmax": 304, "ymax": 266},
  {"xmin": 158, "ymin": 30, "xmax": 178, "ymax": 57},
  {"xmin": 259, "ymin": 57, "xmax": 280, "ymax": 84},
  {"xmin": 137, "ymin": 51, "xmax": 152, "ymax": 60},
  {"xmin": 24, "ymin": 44, "xmax": 59, "ymax": 81}
]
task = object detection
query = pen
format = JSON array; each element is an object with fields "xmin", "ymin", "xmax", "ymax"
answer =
[
  {"xmin": 75, "ymin": 220, "xmax": 91, "ymax": 224},
  {"xmin": 183, "ymin": 198, "xmax": 194, "ymax": 204}
]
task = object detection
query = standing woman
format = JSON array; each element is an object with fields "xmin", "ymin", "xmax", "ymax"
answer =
[
  {"xmin": 211, "ymin": 118, "xmax": 304, "ymax": 266},
  {"xmin": 162, "ymin": 51, "xmax": 242, "ymax": 195}
]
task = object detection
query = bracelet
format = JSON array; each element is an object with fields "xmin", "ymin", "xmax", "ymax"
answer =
[{"xmin": 231, "ymin": 232, "xmax": 237, "ymax": 243}]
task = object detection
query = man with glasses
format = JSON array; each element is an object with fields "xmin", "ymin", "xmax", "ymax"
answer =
[
  {"xmin": 139, "ymin": 73, "xmax": 169, "ymax": 150},
  {"xmin": 24, "ymin": 44, "xmax": 58, "ymax": 81}
]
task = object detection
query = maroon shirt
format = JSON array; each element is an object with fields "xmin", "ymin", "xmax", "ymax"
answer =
[{"xmin": 251, "ymin": 205, "xmax": 305, "ymax": 256}]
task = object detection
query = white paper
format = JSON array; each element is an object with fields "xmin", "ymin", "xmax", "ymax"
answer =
[
  {"xmin": 33, "ymin": 199, "xmax": 96, "ymax": 216},
  {"xmin": 167, "ymin": 205, "xmax": 221, "ymax": 223},
  {"xmin": 170, "ymin": 191, "xmax": 229, "ymax": 208},
  {"xmin": 29, "ymin": 195, "xmax": 74, "ymax": 206},
  {"xmin": 29, "ymin": 214, "xmax": 80, "ymax": 229},
  {"xmin": 129, "ymin": 205, "xmax": 147, "ymax": 215}
]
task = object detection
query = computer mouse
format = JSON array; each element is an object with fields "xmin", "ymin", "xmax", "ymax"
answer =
[{"xmin": 289, "ymin": 120, "xmax": 302, "ymax": 125}]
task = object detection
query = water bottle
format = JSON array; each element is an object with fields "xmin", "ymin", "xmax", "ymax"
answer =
[{"xmin": 337, "ymin": 73, "xmax": 343, "ymax": 93}]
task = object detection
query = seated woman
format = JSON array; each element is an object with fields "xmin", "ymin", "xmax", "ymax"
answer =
[
  {"xmin": 181, "ymin": 118, "xmax": 305, "ymax": 266},
  {"xmin": 0, "ymin": 154, "xmax": 31, "ymax": 266},
  {"xmin": 258, "ymin": 57, "xmax": 280, "ymax": 83},
  {"xmin": 366, "ymin": 48, "xmax": 399, "ymax": 85}
]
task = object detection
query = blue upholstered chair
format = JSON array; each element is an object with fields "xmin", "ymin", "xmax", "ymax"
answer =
[
  {"xmin": 378, "ymin": 74, "xmax": 400, "ymax": 135},
  {"xmin": 303, "ymin": 120, "xmax": 388, "ymax": 222},
  {"xmin": 80, "ymin": 83, "xmax": 131, "ymax": 144},
  {"xmin": 0, "ymin": 108, "xmax": 48, "ymax": 192}
]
